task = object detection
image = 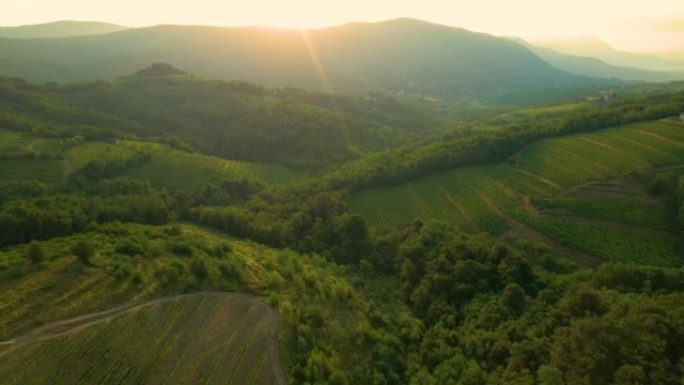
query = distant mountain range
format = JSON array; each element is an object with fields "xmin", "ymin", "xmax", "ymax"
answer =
[
  {"xmin": 1, "ymin": 19, "xmax": 682, "ymax": 103},
  {"xmin": 531, "ymin": 36, "xmax": 684, "ymax": 73},
  {"xmin": 0, "ymin": 18, "xmax": 600, "ymax": 103},
  {"xmin": 505, "ymin": 37, "xmax": 684, "ymax": 82},
  {"xmin": 0, "ymin": 21, "xmax": 129, "ymax": 39}
]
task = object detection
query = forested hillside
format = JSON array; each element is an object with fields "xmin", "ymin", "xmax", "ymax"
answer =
[
  {"xmin": 0, "ymin": 66, "xmax": 433, "ymax": 171},
  {"xmin": 2, "ymin": 70, "xmax": 684, "ymax": 384}
]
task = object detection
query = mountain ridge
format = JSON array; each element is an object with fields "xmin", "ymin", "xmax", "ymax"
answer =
[
  {"xmin": 532, "ymin": 36, "xmax": 684, "ymax": 72},
  {"xmin": 0, "ymin": 20, "xmax": 129, "ymax": 39},
  {"xmin": 507, "ymin": 37, "xmax": 684, "ymax": 82},
  {"xmin": 0, "ymin": 18, "xmax": 596, "ymax": 104}
]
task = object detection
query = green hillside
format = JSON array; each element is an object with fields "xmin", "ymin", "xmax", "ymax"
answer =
[
  {"xmin": 350, "ymin": 119, "xmax": 684, "ymax": 266},
  {"xmin": 67, "ymin": 141, "xmax": 302, "ymax": 188},
  {"xmin": 0, "ymin": 137, "xmax": 301, "ymax": 188},
  {"xmin": 0, "ymin": 72, "xmax": 430, "ymax": 171},
  {"xmin": 0, "ymin": 222, "xmax": 407, "ymax": 384},
  {"xmin": 3, "ymin": 64, "xmax": 684, "ymax": 384},
  {"xmin": 0, "ymin": 293, "xmax": 281, "ymax": 385}
]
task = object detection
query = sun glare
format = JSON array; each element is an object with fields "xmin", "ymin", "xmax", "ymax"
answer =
[{"xmin": 0, "ymin": 0, "xmax": 683, "ymax": 51}]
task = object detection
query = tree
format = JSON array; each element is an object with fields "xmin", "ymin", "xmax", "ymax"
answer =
[
  {"xmin": 501, "ymin": 283, "xmax": 526, "ymax": 314},
  {"xmin": 27, "ymin": 240, "xmax": 46, "ymax": 265},
  {"xmin": 72, "ymin": 240, "xmax": 95, "ymax": 265},
  {"xmin": 613, "ymin": 365, "xmax": 646, "ymax": 385},
  {"xmin": 536, "ymin": 365, "xmax": 564, "ymax": 385}
]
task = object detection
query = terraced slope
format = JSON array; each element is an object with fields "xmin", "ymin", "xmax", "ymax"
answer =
[
  {"xmin": 350, "ymin": 120, "xmax": 684, "ymax": 266},
  {"xmin": 0, "ymin": 129, "xmax": 65, "ymax": 184},
  {"xmin": 1, "ymin": 138, "xmax": 303, "ymax": 187},
  {"xmin": 0, "ymin": 292, "xmax": 283, "ymax": 385},
  {"xmin": 69, "ymin": 141, "xmax": 302, "ymax": 188},
  {"xmin": 0, "ymin": 129, "xmax": 61, "ymax": 155}
]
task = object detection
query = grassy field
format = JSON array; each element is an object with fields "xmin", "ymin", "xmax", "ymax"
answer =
[
  {"xmin": 0, "ymin": 293, "xmax": 281, "ymax": 385},
  {"xmin": 349, "ymin": 119, "xmax": 684, "ymax": 266}
]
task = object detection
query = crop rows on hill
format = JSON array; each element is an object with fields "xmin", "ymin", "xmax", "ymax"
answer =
[
  {"xmin": 0, "ymin": 129, "xmax": 34, "ymax": 154},
  {"xmin": 540, "ymin": 193, "xmax": 671, "ymax": 231},
  {"xmin": 0, "ymin": 130, "xmax": 63, "ymax": 184},
  {"xmin": 120, "ymin": 141, "xmax": 301, "ymax": 188},
  {"xmin": 66, "ymin": 142, "xmax": 137, "ymax": 171},
  {"xmin": 0, "ymin": 159, "xmax": 64, "ymax": 184},
  {"xmin": 0, "ymin": 293, "xmax": 280, "ymax": 385},
  {"xmin": 513, "ymin": 209, "xmax": 680, "ymax": 267},
  {"xmin": 350, "ymin": 120, "xmax": 684, "ymax": 265},
  {"xmin": 0, "ymin": 129, "xmax": 62, "ymax": 155}
]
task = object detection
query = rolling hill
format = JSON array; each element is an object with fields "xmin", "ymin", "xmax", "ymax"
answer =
[
  {"xmin": 0, "ymin": 18, "xmax": 596, "ymax": 103},
  {"xmin": 0, "ymin": 70, "xmax": 434, "ymax": 172},
  {"xmin": 3, "ymin": 69, "xmax": 684, "ymax": 384},
  {"xmin": 0, "ymin": 128, "xmax": 303, "ymax": 188},
  {"xmin": 349, "ymin": 119, "xmax": 684, "ymax": 267},
  {"xmin": 532, "ymin": 36, "xmax": 684, "ymax": 73},
  {"xmin": 0, "ymin": 293, "xmax": 283, "ymax": 385},
  {"xmin": 0, "ymin": 21, "xmax": 129, "ymax": 39},
  {"xmin": 508, "ymin": 38, "xmax": 684, "ymax": 82},
  {"xmin": 0, "ymin": 220, "xmax": 405, "ymax": 385}
]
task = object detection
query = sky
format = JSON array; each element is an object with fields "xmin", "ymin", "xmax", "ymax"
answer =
[{"xmin": 1, "ymin": 0, "xmax": 683, "ymax": 51}]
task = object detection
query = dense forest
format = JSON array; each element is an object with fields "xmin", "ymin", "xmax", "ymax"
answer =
[{"xmin": 2, "ymin": 68, "xmax": 684, "ymax": 384}]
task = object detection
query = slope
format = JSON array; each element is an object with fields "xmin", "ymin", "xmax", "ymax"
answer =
[
  {"xmin": 349, "ymin": 119, "xmax": 684, "ymax": 266},
  {"xmin": 0, "ymin": 221, "xmax": 411, "ymax": 384},
  {"xmin": 0, "ymin": 293, "xmax": 283, "ymax": 385},
  {"xmin": 0, "ymin": 132, "xmax": 303, "ymax": 188},
  {"xmin": 0, "ymin": 71, "xmax": 431, "ymax": 171}
]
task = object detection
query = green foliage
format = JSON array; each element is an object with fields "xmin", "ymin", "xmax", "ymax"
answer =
[
  {"xmin": 388, "ymin": 223, "xmax": 684, "ymax": 384},
  {"xmin": 72, "ymin": 240, "xmax": 95, "ymax": 264},
  {"xmin": 27, "ymin": 240, "xmax": 46, "ymax": 264},
  {"xmin": 0, "ymin": 73, "xmax": 428, "ymax": 172},
  {"xmin": 2, "ymin": 69, "xmax": 684, "ymax": 385}
]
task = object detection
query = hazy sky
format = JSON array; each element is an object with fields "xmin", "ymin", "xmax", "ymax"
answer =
[{"xmin": 1, "ymin": 0, "xmax": 683, "ymax": 51}]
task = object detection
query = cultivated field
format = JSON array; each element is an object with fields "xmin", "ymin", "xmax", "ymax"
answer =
[
  {"xmin": 0, "ymin": 139, "xmax": 306, "ymax": 188},
  {"xmin": 0, "ymin": 129, "xmax": 61, "ymax": 155},
  {"xmin": 350, "ymin": 120, "xmax": 684, "ymax": 266},
  {"xmin": 0, "ymin": 158, "xmax": 65, "ymax": 184},
  {"xmin": 116, "ymin": 141, "xmax": 300, "ymax": 188},
  {"xmin": 0, "ymin": 129, "xmax": 65, "ymax": 184},
  {"xmin": 0, "ymin": 292, "xmax": 283, "ymax": 385}
]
